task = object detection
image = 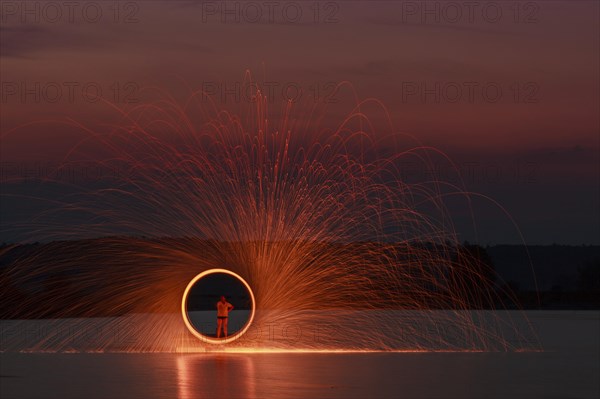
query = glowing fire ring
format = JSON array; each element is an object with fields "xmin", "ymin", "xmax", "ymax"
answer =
[{"xmin": 181, "ymin": 268, "xmax": 256, "ymax": 344}]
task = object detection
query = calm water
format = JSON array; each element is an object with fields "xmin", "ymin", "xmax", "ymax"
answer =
[
  {"xmin": 1, "ymin": 311, "xmax": 598, "ymax": 399},
  {"xmin": 1, "ymin": 351, "xmax": 598, "ymax": 399}
]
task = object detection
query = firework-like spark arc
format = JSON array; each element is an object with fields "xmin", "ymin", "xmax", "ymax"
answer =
[{"xmin": 0, "ymin": 77, "xmax": 539, "ymax": 353}]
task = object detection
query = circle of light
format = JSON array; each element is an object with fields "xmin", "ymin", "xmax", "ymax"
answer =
[{"xmin": 181, "ymin": 268, "xmax": 256, "ymax": 344}]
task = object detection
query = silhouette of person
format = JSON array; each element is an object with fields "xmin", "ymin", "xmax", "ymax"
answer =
[{"xmin": 216, "ymin": 295, "xmax": 234, "ymax": 338}]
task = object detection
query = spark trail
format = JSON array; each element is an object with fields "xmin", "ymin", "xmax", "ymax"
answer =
[{"xmin": 0, "ymin": 76, "xmax": 538, "ymax": 352}]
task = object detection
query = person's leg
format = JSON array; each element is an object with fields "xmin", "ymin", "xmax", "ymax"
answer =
[
  {"xmin": 224, "ymin": 318, "xmax": 228, "ymax": 338},
  {"xmin": 216, "ymin": 318, "xmax": 223, "ymax": 338}
]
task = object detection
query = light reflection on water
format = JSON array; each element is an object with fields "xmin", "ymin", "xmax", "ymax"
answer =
[
  {"xmin": 0, "ymin": 351, "xmax": 598, "ymax": 399},
  {"xmin": 173, "ymin": 351, "xmax": 598, "ymax": 399},
  {"xmin": 177, "ymin": 354, "xmax": 255, "ymax": 399},
  {"xmin": 175, "ymin": 353, "xmax": 356, "ymax": 399}
]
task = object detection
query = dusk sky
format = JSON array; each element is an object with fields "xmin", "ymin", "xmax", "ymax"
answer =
[{"xmin": 1, "ymin": 1, "xmax": 598, "ymax": 244}]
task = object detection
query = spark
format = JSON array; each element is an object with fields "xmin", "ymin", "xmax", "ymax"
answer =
[{"xmin": 0, "ymin": 75, "xmax": 539, "ymax": 352}]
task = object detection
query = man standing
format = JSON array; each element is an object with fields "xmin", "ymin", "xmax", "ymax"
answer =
[{"xmin": 216, "ymin": 295, "xmax": 234, "ymax": 338}]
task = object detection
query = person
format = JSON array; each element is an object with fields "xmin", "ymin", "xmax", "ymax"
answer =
[{"xmin": 216, "ymin": 295, "xmax": 234, "ymax": 338}]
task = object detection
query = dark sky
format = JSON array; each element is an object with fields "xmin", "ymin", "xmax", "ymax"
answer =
[{"xmin": 1, "ymin": 1, "xmax": 598, "ymax": 244}]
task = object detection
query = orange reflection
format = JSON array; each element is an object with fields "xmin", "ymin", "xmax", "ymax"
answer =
[{"xmin": 177, "ymin": 354, "xmax": 255, "ymax": 399}]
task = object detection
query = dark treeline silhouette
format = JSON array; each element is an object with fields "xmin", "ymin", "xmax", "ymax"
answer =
[
  {"xmin": 1, "ymin": 238, "xmax": 598, "ymax": 319},
  {"xmin": 487, "ymin": 244, "xmax": 600, "ymax": 309}
]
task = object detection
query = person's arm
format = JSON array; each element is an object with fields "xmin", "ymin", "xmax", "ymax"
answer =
[{"xmin": 228, "ymin": 303, "xmax": 234, "ymax": 311}]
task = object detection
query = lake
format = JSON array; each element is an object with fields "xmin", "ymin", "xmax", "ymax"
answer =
[{"xmin": 1, "ymin": 311, "xmax": 598, "ymax": 398}]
